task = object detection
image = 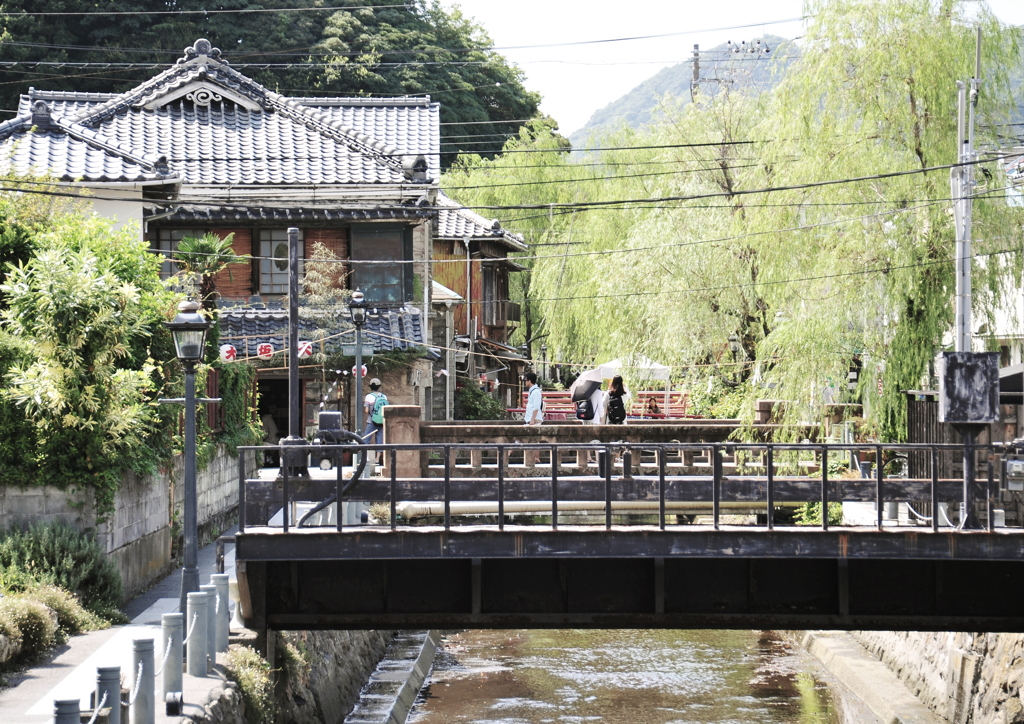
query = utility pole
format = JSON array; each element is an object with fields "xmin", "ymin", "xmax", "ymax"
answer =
[
  {"xmin": 952, "ymin": 27, "xmax": 982, "ymax": 353},
  {"xmin": 690, "ymin": 44, "xmax": 699, "ymax": 101},
  {"xmin": 943, "ymin": 28, "xmax": 992, "ymax": 531}
]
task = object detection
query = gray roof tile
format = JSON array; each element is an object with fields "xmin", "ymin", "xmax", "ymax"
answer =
[
  {"xmin": 435, "ymin": 194, "xmax": 527, "ymax": 250},
  {"xmin": 218, "ymin": 303, "xmax": 425, "ymax": 357},
  {"xmin": 4, "ymin": 40, "xmax": 440, "ymax": 187}
]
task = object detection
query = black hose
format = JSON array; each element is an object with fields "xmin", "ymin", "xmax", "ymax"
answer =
[{"xmin": 297, "ymin": 429, "xmax": 370, "ymax": 527}]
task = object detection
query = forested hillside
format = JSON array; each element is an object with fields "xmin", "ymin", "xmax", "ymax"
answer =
[
  {"xmin": 0, "ymin": 0, "xmax": 540, "ymax": 165},
  {"xmin": 569, "ymin": 35, "xmax": 797, "ymax": 146}
]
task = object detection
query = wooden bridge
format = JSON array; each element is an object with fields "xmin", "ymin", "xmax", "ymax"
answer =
[{"xmin": 232, "ymin": 439, "xmax": 1024, "ymax": 647}]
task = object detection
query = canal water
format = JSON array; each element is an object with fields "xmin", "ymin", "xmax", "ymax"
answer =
[{"xmin": 409, "ymin": 629, "xmax": 857, "ymax": 723}]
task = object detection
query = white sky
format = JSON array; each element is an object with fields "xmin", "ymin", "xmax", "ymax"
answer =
[{"xmin": 442, "ymin": 0, "xmax": 1024, "ymax": 136}]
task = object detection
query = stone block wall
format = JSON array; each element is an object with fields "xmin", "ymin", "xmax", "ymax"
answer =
[
  {"xmin": 0, "ymin": 445, "xmax": 258, "ymax": 600},
  {"xmin": 853, "ymin": 630, "xmax": 1024, "ymax": 723}
]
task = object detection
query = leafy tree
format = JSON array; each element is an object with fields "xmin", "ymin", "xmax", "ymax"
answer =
[
  {"xmin": 0, "ymin": 1, "xmax": 541, "ymax": 167},
  {"xmin": 445, "ymin": 0, "xmax": 1024, "ymax": 440},
  {"xmin": 0, "ymin": 214, "xmax": 169, "ymax": 514},
  {"xmin": 172, "ymin": 232, "xmax": 249, "ymax": 311}
]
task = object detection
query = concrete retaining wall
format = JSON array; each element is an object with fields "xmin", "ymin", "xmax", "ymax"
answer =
[
  {"xmin": 853, "ymin": 631, "xmax": 1024, "ymax": 723},
  {"xmin": 0, "ymin": 445, "xmax": 258, "ymax": 599}
]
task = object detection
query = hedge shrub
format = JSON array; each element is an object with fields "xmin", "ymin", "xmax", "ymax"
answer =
[{"xmin": 0, "ymin": 522, "xmax": 123, "ymax": 616}]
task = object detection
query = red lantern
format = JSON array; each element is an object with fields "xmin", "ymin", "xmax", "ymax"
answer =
[
  {"xmin": 257, "ymin": 342, "xmax": 274, "ymax": 360},
  {"xmin": 219, "ymin": 344, "xmax": 237, "ymax": 362},
  {"xmin": 297, "ymin": 340, "xmax": 313, "ymax": 359},
  {"xmin": 351, "ymin": 364, "xmax": 368, "ymax": 378}
]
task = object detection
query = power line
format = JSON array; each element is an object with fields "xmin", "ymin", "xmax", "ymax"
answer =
[
  {"xmin": 1, "ymin": 3, "xmax": 411, "ymax": 15},
  {"xmin": 523, "ymin": 240, "xmax": 1021, "ymax": 305},
  {"xmin": 0, "ymin": 16, "xmax": 804, "ymax": 56},
  {"xmin": 441, "ymin": 163, "xmax": 763, "ymax": 191},
  {"xmin": 447, "ymin": 157, "xmax": 998, "ymax": 211}
]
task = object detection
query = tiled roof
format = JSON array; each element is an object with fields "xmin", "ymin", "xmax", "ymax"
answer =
[
  {"xmin": 435, "ymin": 194, "xmax": 527, "ymax": 250},
  {"xmin": 218, "ymin": 303, "xmax": 425, "ymax": 358},
  {"xmin": 149, "ymin": 204, "xmax": 431, "ymax": 223},
  {"xmin": 4, "ymin": 39, "xmax": 440, "ymax": 187},
  {"xmin": 0, "ymin": 102, "xmax": 178, "ymax": 184}
]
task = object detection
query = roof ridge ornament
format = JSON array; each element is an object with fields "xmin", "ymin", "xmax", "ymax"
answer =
[
  {"xmin": 180, "ymin": 39, "xmax": 227, "ymax": 65},
  {"xmin": 30, "ymin": 99, "xmax": 53, "ymax": 130}
]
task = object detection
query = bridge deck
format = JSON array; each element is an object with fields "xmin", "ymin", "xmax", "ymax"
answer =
[{"xmin": 235, "ymin": 524, "xmax": 1024, "ymax": 561}]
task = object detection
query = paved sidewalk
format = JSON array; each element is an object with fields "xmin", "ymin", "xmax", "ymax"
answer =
[{"xmin": 0, "ymin": 528, "xmax": 238, "ymax": 724}]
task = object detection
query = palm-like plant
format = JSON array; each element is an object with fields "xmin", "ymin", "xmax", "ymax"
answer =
[{"xmin": 172, "ymin": 233, "xmax": 250, "ymax": 310}]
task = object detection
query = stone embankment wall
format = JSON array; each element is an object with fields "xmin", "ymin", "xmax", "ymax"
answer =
[
  {"xmin": 197, "ymin": 630, "xmax": 394, "ymax": 724},
  {"xmin": 853, "ymin": 631, "xmax": 1024, "ymax": 723},
  {"xmin": 0, "ymin": 445, "xmax": 257, "ymax": 599}
]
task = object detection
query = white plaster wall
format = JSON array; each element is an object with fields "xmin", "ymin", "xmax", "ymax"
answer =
[{"xmin": 73, "ymin": 185, "xmax": 146, "ymax": 240}]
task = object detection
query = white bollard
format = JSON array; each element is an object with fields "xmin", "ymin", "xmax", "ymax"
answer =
[
  {"xmin": 53, "ymin": 699, "xmax": 80, "ymax": 724},
  {"xmin": 96, "ymin": 665, "xmax": 121, "ymax": 724},
  {"xmin": 130, "ymin": 638, "xmax": 154, "ymax": 724},
  {"xmin": 199, "ymin": 583, "xmax": 218, "ymax": 667},
  {"xmin": 211, "ymin": 574, "xmax": 230, "ymax": 652},
  {"xmin": 185, "ymin": 591, "xmax": 209, "ymax": 677},
  {"xmin": 161, "ymin": 613, "xmax": 183, "ymax": 699}
]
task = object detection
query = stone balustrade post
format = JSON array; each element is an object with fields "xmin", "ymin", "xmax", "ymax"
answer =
[{"xmin": 383, "ymin": 406, "xmax": 422, "ymax": 478}]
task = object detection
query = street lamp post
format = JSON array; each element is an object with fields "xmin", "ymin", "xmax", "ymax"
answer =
[
  {"xmin": 349, "ymin": 290, "xmax": 368, "ymax": 434},
  {"xmin": 163, "ymin": 299, "xmax": 212, "ymax": 614}
]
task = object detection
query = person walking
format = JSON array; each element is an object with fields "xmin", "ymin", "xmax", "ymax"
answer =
[
  {"xmin": 603, "ymin": 375, "xmax": 631, "ymax": 425},
  {"xmin": 523, "ymin": 372, "xmax": 544, "ymax": 425},
  {"xmin": 363, "ymin": 377, "xmax": 389, "ymax": 465}
]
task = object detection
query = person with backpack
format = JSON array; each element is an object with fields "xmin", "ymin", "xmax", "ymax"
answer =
[
  {"xmin": 602, "ymin": 375, "xmax": 631, "ymax": 425},
  {"xmin": 577, "ymin": 386, "xmax": 605, "ymax": 426},
  {"xmin": 523, "ymin": 371, "xmax": 543, "ymax": 425},
  {"xmin": 363, "ymin": 377, "xmax": 389, "ymax": 465}
]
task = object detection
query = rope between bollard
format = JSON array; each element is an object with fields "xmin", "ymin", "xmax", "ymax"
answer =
[
  {"xmin": 154, "ymin": 635, "xmax": 174, "ymax": 676},
  {"xmin": 181, "ymin": 612, "xmax": 199, "ymax": 645},
  {"xmin": 86, "ymin": 691, "xmax": 107, "ymax": 724},
  {"xmin": 122, "ymin": 661, "xmax": 145, "ymax": 707}
]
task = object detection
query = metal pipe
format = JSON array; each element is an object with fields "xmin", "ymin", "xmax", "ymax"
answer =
[
  {"xmin": 179, "ymin": 359, "xmax": 198, "ymax": 615},
  {"xmin": 394, "ymin": 500, "xmax": 802, "ymax": 519},
  {"xmin": 161, "ymin": 613, "xmax": 183, "ymax": 699},
  {"xmin": 132, "ymin": 638, "xmax": 155, "ymax": 724},
  {"xmin": 821, "ymin": 446, "xmax": 829, "ymax": 531},
  {"xmin": 355, "ymin": 323, "xmax": 364, "ymax": 435},
  {"xmin": 766, "ymin": 446, "xmax": 774, "ymax": 531},
  {"xmin": 186, "ymin": 591, "xmax": 209, "ymax": 677},
  {"xmin": 287, "ymin": 226, "xmax": 300, "ymax": 440},
  {"xmin": 551, "ymin": 444, "xmax": 558, "ymax": 529},
  {"xmin": 211, "ymin": 574, "xmax": 230, "ymax": 653}
]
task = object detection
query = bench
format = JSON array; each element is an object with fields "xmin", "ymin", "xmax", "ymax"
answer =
[{"xmin": 510, "ymin": 389, "xmax": 695, "ymax": 420}]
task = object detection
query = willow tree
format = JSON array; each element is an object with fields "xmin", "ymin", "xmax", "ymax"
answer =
[
  {"xmin": 448, "ymin": 0, "xmax": 1023, "ymax": 438},
  {"xmin": 746, "ymin": 0, "xmax": 1022, "ymax": 438}
]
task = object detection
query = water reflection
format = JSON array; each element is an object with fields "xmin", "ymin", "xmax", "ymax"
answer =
[{"xmin": 410, "ymin": 630, "xmax": 839, "ymax": 724}]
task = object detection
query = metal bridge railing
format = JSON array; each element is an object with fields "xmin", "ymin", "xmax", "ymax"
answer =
[{"xmin": 236, "ymin": 440, "xmax": 1017, "ymax": 534}]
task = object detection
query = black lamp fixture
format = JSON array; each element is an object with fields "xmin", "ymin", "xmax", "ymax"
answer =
[
  {"xmin": 350, "ymin": 289, "xmax": 368, "ymax": 328},
  {"xmin": 167, "ymin": 298, "xmax": 211, "ymax": 363}
]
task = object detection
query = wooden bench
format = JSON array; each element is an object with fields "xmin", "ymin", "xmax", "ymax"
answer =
[
  {"xmin": 510, "ymin": 389, "xmax": 695, "ymax": 420},
  {"xmin": 632, "ymin": 390, "xmax": 691, "ymax": 419}
]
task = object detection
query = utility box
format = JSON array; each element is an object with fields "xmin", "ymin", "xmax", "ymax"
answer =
[
  {"xmin": 1003, "ymin": 455, "xmax": 1024, "ymax": 492},
  {"xmin": 937, "ymin": 351, "xmax": 999, "ymax": 424},
  {"xmin": 318, "ymin": 411, "xmax": 342, "ymax": 430}
]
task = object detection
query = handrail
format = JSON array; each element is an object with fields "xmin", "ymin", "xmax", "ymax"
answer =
[{"xmin": 236, "ymin": 440, "xmax": 1016, "ymax": 533}]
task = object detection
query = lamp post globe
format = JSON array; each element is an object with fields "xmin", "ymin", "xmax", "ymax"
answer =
[{"xmin": 164, "ymin": 298, "xmax": 211, "ymax": 613}]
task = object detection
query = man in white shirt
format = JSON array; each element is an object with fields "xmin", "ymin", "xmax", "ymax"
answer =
[{"xmin": 523, "ymin": 372, "xmax": 543, "ymax": 425}]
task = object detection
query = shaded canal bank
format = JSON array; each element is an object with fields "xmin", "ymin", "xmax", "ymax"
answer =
[{"xmin": 408, "ymin": 629, "xmax": 875, "ymax": 723}]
